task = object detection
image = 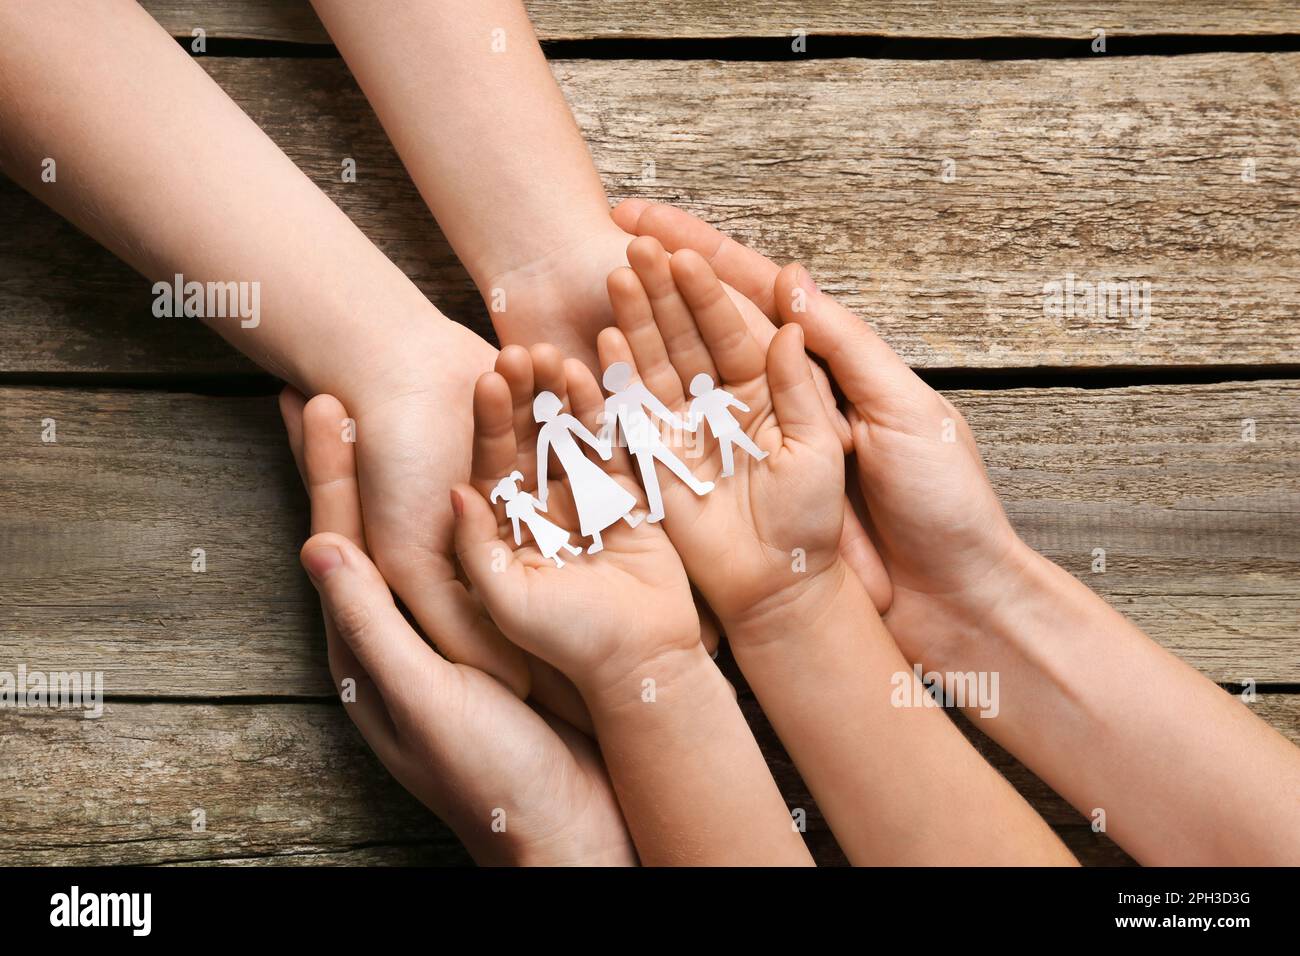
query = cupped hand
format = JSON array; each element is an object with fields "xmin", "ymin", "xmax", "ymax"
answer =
[
  {"xmin": 613, "ymin": 201, "xmax": 1026, "ymax": 663},
  {"xmin": 283, "ymin": 389, "xmax": 635, "ymax": 866},
  {"xmin": 451, "ymin": 347, "xmax": 701, "ymax": 693}
]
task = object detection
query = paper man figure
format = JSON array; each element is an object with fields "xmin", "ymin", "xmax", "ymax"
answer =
[
  {"xmin": 601, "ymin": 362, "xmax": 714, "ymax": 523},
  {"xmin": 490, "ymin": 471, "xmax": 582, "ymax": 568},
  {"xmin": 534, "ymin": 391, "xmax": 642, "ymax": 554},
  {"xmin": 688, "ymin": 373, "xmax": 768, "ymax": 478}
]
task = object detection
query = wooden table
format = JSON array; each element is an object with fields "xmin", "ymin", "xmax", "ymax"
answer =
[{"xmin": 2, "ymin": 1, "xmax": 1296, "ymax": 866}]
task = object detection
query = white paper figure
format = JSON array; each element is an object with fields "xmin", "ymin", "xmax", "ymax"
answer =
[
  {"xmin": 601, "ymin": 362, "xmax": 714, "ymax": 523},
  {"xmin": 534, "ymin": 391, "xmax": 642, "ymax": 554},
  {"xmin": 688, "ymin": 373, "xmax": 768, "ymax": 478},
  {"xmin": 490, "ymin": 471, "xmax": 583, "ymax": 568}
]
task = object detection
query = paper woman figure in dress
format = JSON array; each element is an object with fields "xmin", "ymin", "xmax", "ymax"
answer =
[
  {"xmin": 534, "ymin": 391, "xmax": 642, "ymax": 554},
  {"xmin": 687, "ymin": 373, "xmax": 768, "ymax": 478},
  {"xmin": 602, "ymin": 362, "xmax": 713, "ymax": 523},
  {"xmin": 490, "ymin": 471, "xmax": 583, "ymax": 569}
]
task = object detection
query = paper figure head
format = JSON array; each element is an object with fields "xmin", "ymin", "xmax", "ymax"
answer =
[
  {"xmin": 688, "ymin": 372, "xmax": 715, "ymax": 397},
  {"xmin": 490, "ymin": 470, "xmax": 524, "ymax": 503},
  {"xmin": 602, "ymin": 361, "xmax": 632, "ymax": 393},
  {"xmin": 533, "ymin": 391, "xmax": 563, "ymax": 423}
]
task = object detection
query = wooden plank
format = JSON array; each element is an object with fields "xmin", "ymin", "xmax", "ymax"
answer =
[
  {"xmin": 3, "ymin": 53, "xmax": 1298, "ymax": 374},
  {"xmin": 1, "ymin": 696, "xmax": 1292, "ymax": 865},
  {"xmin": 1, "ymin": 381, "xmax": 1295, "ymax": 696},
  {"xmin": 139, "ymin": 1, "xmax": 1300, "ymax": 43}
]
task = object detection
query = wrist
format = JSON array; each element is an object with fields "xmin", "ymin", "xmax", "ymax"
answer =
[
  {"xmin": 347, "ymin": 315, "xmax": 496, "ymax": 415},
  {"xmin": 576, "ymin": 639, "xmax": 718, "ymax": 720},
  {"xmin": 892, "ymin": 536, "xmax": 1061, "ymax": 673},
  {"xmin": 722, "ymin": 557, "xmax": 869, "ymax": 655}
]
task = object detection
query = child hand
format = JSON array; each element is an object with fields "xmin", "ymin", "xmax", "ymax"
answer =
[
  {"xmin": 597, "ymin": 237, "xmax": 850, "ymax": 635},
  {"xmin": 768, "ymin": 263, "xmax": 1024, "ymax": 655},
  {"xmin": 451, "ymin": 346, "xmax": 701, "ymax": 696}
]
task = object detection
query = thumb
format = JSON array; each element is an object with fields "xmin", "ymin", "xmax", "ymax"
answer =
[
  {"xmin": 451, "ymin": 485, "xmax": 525, "ymax": 622},
  {"xmin": 774, "ymin": 262, "xmax": 916, "ymax": 410},
  {"xmin": 300, "ymin": 532, "xmax": 447, "ymax": 697}
]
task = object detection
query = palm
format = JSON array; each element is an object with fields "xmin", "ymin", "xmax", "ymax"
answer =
[
  {"xmin": 350, "ymin": 343, "xmax": 534, "ymax": 696},
  {"xmin": 491, "ymin": 467, "xmax": 696, "ymax": 679},
  {"xmin": 645, "ymin": 378, "xmax": 838, "ymax": 620}
]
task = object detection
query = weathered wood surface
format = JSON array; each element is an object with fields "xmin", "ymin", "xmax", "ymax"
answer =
[
  {"xmin": 4, "ymin": 53, "xmax": 1298, "ymax": 374},
  {"xmin": 2, "ymin": 380, "xmax": 1296, "ymax": 697},
  {"xmin": 139, "ymin": 1, "xmax": 1300, "ymax": 43},
  {"xmin": 2, "ymin": 695, "xmax": 1293, "ymax": 865}
]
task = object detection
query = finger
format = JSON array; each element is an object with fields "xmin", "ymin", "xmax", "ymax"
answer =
[
  {"xmin": 296, "ymin": 394, "xmax": 395, "ymax": 757},
  {"xmin": 301, "ymin": 532, "xmax": 452, "ymax": 707},
  {"xmin": 303, "ymin": 394, "xmax": 368, "ymax": 550},
  {"xmin": 698, "ymin": 598, "xmax": 722, "ymax": 658},
  {"xmin": 670, "ymin": 248, "xmax": 766, "ymax": 385},
  {"xmin": 627, "ymin": 201, "xmax": 781, "ymax": 319},
  {"xmin": 626, "ymin": 236, "xmax": 719, "ymax": 388},
  {"xmin": 278, "ymin": 385, "xmax": 308, "ymax": 489},
  {"xmin": 774, "ymin": 262, "xmax": 917, "ymax": 409},
  {"xmin": 529, "ymin": 343, "xmax": 569, "ymax": 410},
  {"xmin": 607, "ymin": 265, "xmax": 685, "ymax": 404},
  {"xmin": 451, "ymin": 484, "xmax": 528, "ymax": 618},
  {"xmin": 471, "ymin": 371, "xmax": 520, "ymax": 494},
  {"xmin": 597, "ymin": 325, "xmax": 640, "ymax": 381},
  {"xmin": 565, "ymin": 357, "xmax": 606, "ymax": 432},
  {"xmin": 766, "ymin": 324, "xmax": 837, "ymax": 449},
  {"xmin": 495, "ymin": 344, "xmax": 537, "ymax": 455},
  {"xmin": 840, "ymin": 475, "xmax": 893, "ymax": 614},
  {"xmin": 610, "ymin": 197, "xmax": 650, "ymax": 233}
]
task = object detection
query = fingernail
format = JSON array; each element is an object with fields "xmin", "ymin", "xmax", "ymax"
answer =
[
  {"xmin": 302, "ymin": 545, "xmax": 343, "ymax": 582},
  {"xmin": 449, "ymin": 488, "xmax": 464, "ymax": 518},
  {"xmin": 797, "ymin": 265, "xmax": 819, "ymax": 297}
]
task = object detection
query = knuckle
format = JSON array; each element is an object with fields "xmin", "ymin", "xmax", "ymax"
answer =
[{"xmin": 331, "ymin": 598, "xmax": 375, "ymax": 646}]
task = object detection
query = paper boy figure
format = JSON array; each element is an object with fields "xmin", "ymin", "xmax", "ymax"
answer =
[
  {"xmin": 687, "ymin": 373, "xmax": 768, "ymax": 478},
  {"xmin": 490, "ymin": 470, "xmax": 583, "ymax": 568}
]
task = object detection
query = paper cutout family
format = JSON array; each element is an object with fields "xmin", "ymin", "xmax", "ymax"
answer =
[{"xmin": 491, "ymin": 362, "xmax": 767, "ymax": 567}]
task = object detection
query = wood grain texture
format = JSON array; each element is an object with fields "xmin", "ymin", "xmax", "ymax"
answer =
[
  {"xmin": 2, "ymin": 381, "xmax": 1295, "ymax": 696},
  {"xmin": 2, "ymin": 696, "xmax": 1293, "ymax": 865},
  {"xmin": 3, "ymin": 53, "xmax": 1297, "ymax": 374},
  {"xmin": 138, "ymin": 1, "xmax": 1300, "ymax": 43}
]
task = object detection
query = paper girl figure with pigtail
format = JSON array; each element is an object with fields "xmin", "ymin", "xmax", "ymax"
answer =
[
  {"xmin": 490, "ymin": 470, "xmax": 583, "ymax": 568},
  {"xmin": 533, "ymin": 391, "xmax": 643, "ymax": 554},
  {"xmin": 687, "ymin": 373, "xmax": 768, "ymax": 478}
]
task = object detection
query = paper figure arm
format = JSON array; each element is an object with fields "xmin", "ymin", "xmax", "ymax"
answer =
[
  {"xmin": 726, "ymin": 392, "xmax": 751, "ymax": 414},
  {"xmin": 510, "ymin": 514, "xmax": 523, "ymax": 547},
  {"xmin": 570, "ymin": 415, "xmax": 613, "ymax": 461},
  {"xmin": 641, "ymin": 384, "xmax": 692, "ymax": 432}
]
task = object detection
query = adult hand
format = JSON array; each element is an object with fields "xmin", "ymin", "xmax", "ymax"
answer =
[{"xmin": 283, "ymin": 390, "xmax": 635, "ymax": 865}]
